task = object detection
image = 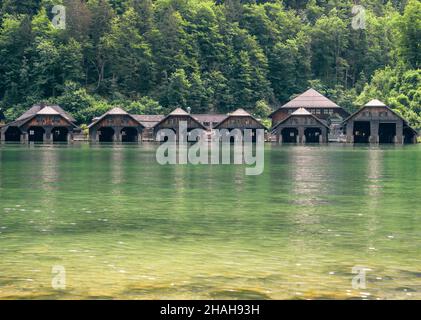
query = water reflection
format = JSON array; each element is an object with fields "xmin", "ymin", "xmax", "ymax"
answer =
[
  {"xmin": 289, "ymin": 146, "xmax": 331, "ymax": 206},
  {"xmin": 111, "ymin": 147, "xmax": 124, "ymax": 188},
  {"xmin": 0, "ymin": 144, "xmax": 421, "ymax": 299}
]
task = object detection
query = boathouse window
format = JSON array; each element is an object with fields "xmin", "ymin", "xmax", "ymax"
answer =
[{"xmin": 316, "ymin": 109, "xmax": 321, "ymax": 115}]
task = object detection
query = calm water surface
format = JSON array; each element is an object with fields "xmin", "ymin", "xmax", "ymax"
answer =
[{"xmin": 0, "ymin": 143, "xmax": 420, "ymax": 300}]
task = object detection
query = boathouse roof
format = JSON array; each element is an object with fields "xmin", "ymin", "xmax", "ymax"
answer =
[
  {"xmin": 133, "ymin": 115, "xmax": 165, "ymax": 128},
  {"xmin": 169, "ymin": 108, "xmax": 189, "ymax": 115},
  {"xmin": 3, "ymin": 105, "xmax": 78, "ymax": 129},
  {"xmin": 214, "ymin": 108, "xmax": 267, "ymax": 130},
  {"xmin": 17, "ymin": 104, "xmax": 76, "ymax": 122},
  {"xmin": 230, "ymin": 108, "xmax": 251, "ymax": 116},
  {"xmin": 364, "ymin": 99, "xmax": 387, "ymax": 107},
  {"xmin": 88, "ymin": 107, "xmax": 144, "ymax": 128},
  {"xmin": 271, "ymin": 107, "xmax": 329, "ymax": 132},
  {"xmin": 36, "ymin": 106, "xmax": 60, "ymax": 115},
  {"xmin": 292, "ymin": 107, "xmax": 312, "ymax": 116},
  {"xmin": 153, "ymin": 108, "xmax": 207, "ymax": 130},
  {"xmin": 192, "ymin": 114, "xmax": 228, "ymax": 124},
  {"xmin": 269, "ymin": 88, "xmax": 342, "ymax": 118}
]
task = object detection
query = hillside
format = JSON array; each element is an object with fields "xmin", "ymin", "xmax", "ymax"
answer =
[{"xmin": 0, "ymin": 0, "xmax": 420, "ymax": 127}]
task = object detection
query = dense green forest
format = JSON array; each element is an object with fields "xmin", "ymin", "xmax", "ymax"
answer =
[{"xmin": 0, "ymin": 0, "xmax": 420, "ymax": 127}]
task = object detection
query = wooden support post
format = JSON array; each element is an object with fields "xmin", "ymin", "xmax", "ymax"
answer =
[
  {"xmin": 346, "ymin": 122, "xmax": 354, "ymax": 143},
  {"xmin": 114, "ymin": 127, "xmax": 121, "ymax": 143},
  {"xmin": 395, "ymin": 122, "xmax": 403, "ymax": 144},
  {"xmin": 44, "ymin": 127, "xmax": 52, "ymax": 143},
  {"xmin": 90, "ymin": 129, "xmax": 97, "ymax": 143},
  {"xmin": 369, "ymin": 121, "xmax": 379, "ymax": 144},
  {"xmin": 298, "ymin": 127, "xmax": 305, "ymax": 144}
]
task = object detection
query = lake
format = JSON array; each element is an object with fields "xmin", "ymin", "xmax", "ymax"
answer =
[{"xmin": 0, "ymin": 143, "xmax": 420, "ymax": 299}]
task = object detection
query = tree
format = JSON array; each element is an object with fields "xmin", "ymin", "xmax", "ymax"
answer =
[
  {"xmin": 101, "ymin": 8, "xmax": 154, "ymax": 97},
  {"xmin": 399, "ymin": 0, "xmax": 421, "ymax": 68},
  {"xmin": 164, "ymin": 68, "xmax": 191, "ymax": 109}
]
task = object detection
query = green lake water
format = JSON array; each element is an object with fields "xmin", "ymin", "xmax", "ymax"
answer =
[{"xmin": 0, "ymin": 143, "xmax": 420, "ymax": 300}]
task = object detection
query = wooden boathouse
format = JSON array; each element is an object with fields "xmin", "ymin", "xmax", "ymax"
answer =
[
  {"xmin": 271, "ymin": 108, "xmax": 329, "ymax": 143},
  {"xmin": 88, "ymin": 107, "xmax": 145, "ymax": 142},
  {"xmin": 153, "ymin": 108, "xmax": 207, "ymax": 140},
  {"xmin": 0, "ymin": 104, "xmax": 78, "ymax": 143},
  {"xmin": 343, "ymin": 99, "xmax": 418, "ymax": 144},
  {"xmin": 213, "ymin": 108, "xmax": 267, "ymax": 141}
]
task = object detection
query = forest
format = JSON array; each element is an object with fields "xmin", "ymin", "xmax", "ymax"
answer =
[{"xmin": 0, "ymin": 0, "xmax": 420, "ymax": 128}]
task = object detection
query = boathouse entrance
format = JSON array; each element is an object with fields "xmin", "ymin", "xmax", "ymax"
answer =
[
  {"xmin": 304, "ymin": 128, "xmax": 322, "ymax": 143},
  {"xmin": 28, "ymin": 126, "xmax": 45, "ymax": 142},
  {"xmin": 379, "ymin": 123, "xmax": 396, "ymax": 144},
  {"xmin": 353, "ymin": 121, "xmax": 370, "ymax": 143},
  {"xmin": 4, "ymin": 126, "xmax": 22, "ymax": 142},
  {"xmin": 404, "ymin": 127, "xmax": 417, "ymax": 144},
  {"xmin": 52, "ymin": 127, "xmax": 69, "ymax": 142},
  {"xmin": 281, "ymin": 128, "xmax": 298, "ymax": 143},
  {"xmin": 98, "ymin": 127, "xmax": 115, "ymax": 142},
  {"xmin": 121, "ymin": 127, "xmax": 138, "ymax": 142}
]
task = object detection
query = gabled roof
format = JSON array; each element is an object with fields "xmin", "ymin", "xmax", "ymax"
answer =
[
  {"xmin": 192, "ymin": 114, "xmax": 228, "ymax": 124},
  {"xmin": 364, "ymin": 99, "xmax": 387, "ymax": 107},
  {"xmin": 170, "ymin": 108, "xmax": 189, "ymax": 115},
  {"xmin": 214, "ymin": 108, "xmax": 267, "ymax": 130},
  {"xmin": 88, "ymin": 107, "xmax": 143, "ymax": 128},
  {"xmin": 134, "ymin": 115, "xmax": 165, "ymax": 122},
  {"xmin": 3, "ymin": 105, "xmax": 78, "ymax": 129},
  {"xmin": 292, "ymin": 107, "xmax": 312, "ymax": 116},
  {"xmin": 230, "ymin": 108, "xmax": 251, "ymax": 116},
  {"xmin": 36, "ymin": 106, "xmax": 60, "ymax": 115},
  {"xmin": 132, "ymin": 115, "xmax": 165, "ymax": 128},
  {"xmin": 271, "ymin": 107, "xmax": 329, "ymax": 132},
  {"xmin": 107, "ymin": 107, "xmax": 128, "ymax": 115},
  {"xmin": 17, "ymin": 104, "xmax": 76, "ymax": 122},
  {"xmin": 269, "ymin": 88, "xmax": 341, "ymax": 117},
  {"xmin": 153, "ymin": 108, "xmax": 206, "ymax": 129}
]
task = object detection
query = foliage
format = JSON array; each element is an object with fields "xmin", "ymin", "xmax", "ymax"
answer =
[{"xmin": 0, "ymin": 0, "xmax": 419, "ymax": 127}]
